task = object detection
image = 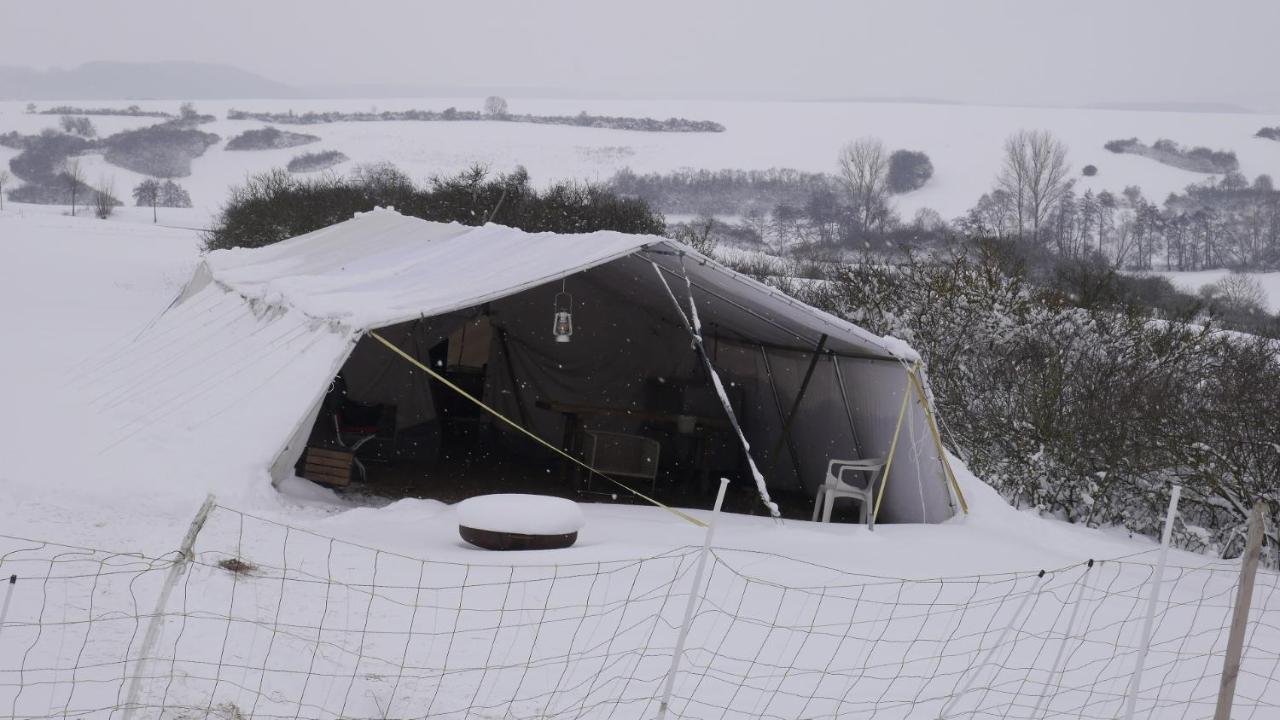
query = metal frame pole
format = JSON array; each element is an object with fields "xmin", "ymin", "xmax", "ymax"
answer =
[
  {"xmin": 831, "ymin": 355, "xmax": 864, "ymax": 458},
  {"xmin": 764, "ymin": 335, "xmax": 827, "ymax": 476},
  {"xmin": 657, "ymin": 477, "xmax": 729, "ymax": 720},
  {"xmin": 1122, "ymin": 485, "xmax": 1181, "ymax": 720},
  {"xmin": 759, "ymin": 346, "xmax": 805, "ymax": 486}
]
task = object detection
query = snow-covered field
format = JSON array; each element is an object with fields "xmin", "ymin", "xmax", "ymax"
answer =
[
  {"xmin": 1145, "ymin": 269, "xmax": 1280, "ymax": 313},
  {"xmin": 4, "ymin": 97, "xmax": 1280, "ymax": 225},
  {"xmin": 2, "ymin": 205, "xmax": 1279, "ymax": 718}
]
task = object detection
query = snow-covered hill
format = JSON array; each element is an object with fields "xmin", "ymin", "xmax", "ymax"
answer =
[
  {"xmin": 2, "ymin": 204, "xmax": 1279, "ymax": 719},
  {"xmin": 4, "ymin": 97, "xmax": 1280, "ymax": 225}
]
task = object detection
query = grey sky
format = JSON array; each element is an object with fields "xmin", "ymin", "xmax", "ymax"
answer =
[{"xmin": 6, "ymin": 0, "xmax": 1279, "ymax": 108}]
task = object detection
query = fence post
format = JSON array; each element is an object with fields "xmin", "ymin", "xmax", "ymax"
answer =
[
  {"xmin": 122, "ymin": 494, "xmax": 216, "ymax": 720},
  {"xmin": 1122, "ymin": 484, "xmax": 1181, "ymax": 720},
  {"xmin": 657, "ymin": 477, "xmax": 729, "ymax": 720},
  {"xmin": 938, "ymin": 568, "xmax": 1046, "ymax": 719},
  {"xmin": 1213, "ymin": 502, "xmax": 1266, "ymax": 720},
  {"xmin": 0, "ymin": 574, "xmax": 16, "ymax": 643}
]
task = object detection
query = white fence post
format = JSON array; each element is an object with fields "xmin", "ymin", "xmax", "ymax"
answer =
[
  {"xmin": 122, "ymin": 494, "xmax": 216, "ymax": 720},
  {"xmin": 0, "ymin": 574, "xmax": 16, "ymax": 644},
  {"xmin": 657, "ymin": 477, "xmax": 729, "ymax": 720},
  {"xmin": 1122, "ymin": 484, "xmax": 1181, "ymax": 720},
  {"xmin": 938, "ymin": 568, "xmax": 1046, "ymax": 719}
]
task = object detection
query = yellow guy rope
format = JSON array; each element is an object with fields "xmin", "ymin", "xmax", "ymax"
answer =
[
  {"xmin": 907, "ymin": 368, "xmax": 969, "ymax": 514},
  {"xmin": 872, "ymin": 368, "xmax": 914, "ymax": 523},
  {"xmin": 368, "ymin": 331, "xmax": 708, "ymax": 528},
  {"xmin": 872, "ymin": 361, "xmax": 971, "ymax": 524}
]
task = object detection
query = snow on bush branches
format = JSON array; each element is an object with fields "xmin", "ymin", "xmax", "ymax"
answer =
[{"xmin": 785, "ymin": 243, "xmax": 1279, "ymax": 560}]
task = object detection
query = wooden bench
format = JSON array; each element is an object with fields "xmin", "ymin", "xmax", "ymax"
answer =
[{"xmin": 302, "ymin": 447, "xmax": 354, "ymax": 487}]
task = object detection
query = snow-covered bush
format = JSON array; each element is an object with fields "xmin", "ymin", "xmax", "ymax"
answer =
[
  {"xmin": 205, "ymin": 164, "xmax": 665, "ymax": 250},
  {"xmin": 788, "ymin": 243, "xmax": 1278, "ymax": 561}
]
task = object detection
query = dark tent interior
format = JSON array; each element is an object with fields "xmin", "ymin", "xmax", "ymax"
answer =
[{"xmin": 296, "ymin": 252, "xmax": 929, "ymax": 520}]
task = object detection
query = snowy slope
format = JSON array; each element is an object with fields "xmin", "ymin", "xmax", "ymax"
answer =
[
  {"xmin": 0, "ymin": 205, "xmax": 1247, "ymax": 570},
  {"xmin": 1146, "ymin": 269, "xmax": 1280, "ymax": 312},
  {"xmin": 5, "ymin": 97, "xmax": 1280, "ymax": 224},
  {"xmin": 1, "ymin": 207, "xmax": 1278, "ymax": 719}
]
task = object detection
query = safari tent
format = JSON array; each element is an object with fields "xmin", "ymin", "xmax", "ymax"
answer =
[{"xmin": 95, "ymin": 208, "xmax": 961, "ymax": 523}]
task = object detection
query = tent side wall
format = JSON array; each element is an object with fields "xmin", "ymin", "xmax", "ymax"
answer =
[
  {"xmin": 88, "ymin": 284, "xmax": 358, "ymax": 494},
  {"xmin": 836, "ymin": 358, "xmax": 955, "ymax": 524}
]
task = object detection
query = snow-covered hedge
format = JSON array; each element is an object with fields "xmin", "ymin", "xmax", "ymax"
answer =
[{"xmin": 788, "ymin": 244, "xmax": 1279, "ymax": 561}]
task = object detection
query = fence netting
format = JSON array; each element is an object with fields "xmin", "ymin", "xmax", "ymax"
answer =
[{"xmin": 1, "ymin": 504, "xmax": 1277, "ymax": 719}]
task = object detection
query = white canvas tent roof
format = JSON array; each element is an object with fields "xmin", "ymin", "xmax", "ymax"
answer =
[{"xmin": 89, "ymin": 208, "xmax": 956, "ymax": 522}]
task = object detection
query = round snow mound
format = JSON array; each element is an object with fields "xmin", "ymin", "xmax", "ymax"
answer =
[{"xmin": 456, "ymin": 494, "xmax": 585, "ymax": 550}]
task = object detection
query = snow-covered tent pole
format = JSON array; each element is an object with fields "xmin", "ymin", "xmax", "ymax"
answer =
[{"xmin": 651, "ymin": 259, "xmax": 780, "ymax": 518}]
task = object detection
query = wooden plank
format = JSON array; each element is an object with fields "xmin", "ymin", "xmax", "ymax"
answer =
[
  {"xmin": 306, "ymin": 454, "xmax": 353, "ymax": 470},
  {"xmin": 1214, "ymin": 502, "xmax": 1266, "ymax": 720},
  {"xmin": 307, "ymin": 448, "xmax": 353, "ymax": 462},
  {"xmin": 305, "ymin": 464, "xmax": 351, "ymax": 479},
  {"xmin": 303, "ymin": 447, "xmax": 353, "ymax": 487},
  {"xmin": 304, "ymin": 469, "xmax": 350, "ymax": 487}
]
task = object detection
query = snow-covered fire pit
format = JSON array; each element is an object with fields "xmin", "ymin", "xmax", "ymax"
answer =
[{"xmin": 455, "ymin": 494, "xmax": 586, "ymax": 550}]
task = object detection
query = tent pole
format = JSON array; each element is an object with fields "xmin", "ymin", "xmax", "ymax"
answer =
[
  {"xmin": 494, "ymin": 326, "xmax": 530, "ymax": 428},
  {"xmin": 648, "ymin": 259, "xmax": 889, "ymax": 361},
  {"xmin": 759, "ymin": 345, "xmax": 805, "ymax": 486},
  {"xmin": 831, "ymin": 355, "xmax": 864, "ymax": 458},
  {"xmin": 650, "ymin": 261, "xmax": 780, "ymax": 517},
  {"xmin": 765, "ymin": 334, "xmax": 827, "ymax": 476}
]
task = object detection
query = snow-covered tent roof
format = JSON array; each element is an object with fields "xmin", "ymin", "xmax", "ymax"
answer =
[
  {"xmin": 184, "ymin": 208, "xmax": 916, "ymax": 361},
  {"xmin": 90, "ymin": 209, "xmax": 954, "ymax": 523}
]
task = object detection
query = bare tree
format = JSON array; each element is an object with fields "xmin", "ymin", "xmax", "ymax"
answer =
[
  {"xmin": 484, "ymin": 96, "xmax": 509, "ymax": 118},
  {"xmin": 997, "ymin": 130, "xmax": 1072, "ymax": 244},
  {"xmin": 0, "ymin": 170, "xmax": 9, "ymax": 211},
  {"xmin": 837, "ymin": 137, "xmax": 891, "ymax": 236},
  {"xmin": 93, "ymin": 175, "xmax": 116, "ymax": 219},
  {"xmin": 65, "ymin": 160, "xmax": 84, "ymax": 216}
]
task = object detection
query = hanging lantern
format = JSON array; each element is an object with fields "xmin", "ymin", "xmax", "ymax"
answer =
[{"xmin": 553, "ymin": 281, "xmax": 573, "ymax": 343}]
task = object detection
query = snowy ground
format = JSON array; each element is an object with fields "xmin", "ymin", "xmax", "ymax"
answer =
[
  {"xmin": 2, "ymin": 206, "xmax": 1279, "ymax": 718},
  {"xmin": 1142, "ymin": 269, "xmax": 1280, "ymax": 313},
  {"xmin": 4, "ymin": 97, "xmax": 1280, "ymax": 225}
]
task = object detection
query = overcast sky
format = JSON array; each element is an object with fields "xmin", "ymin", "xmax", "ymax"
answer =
[{"xmin": 6, "ymin": 0, "xmax": 1280, "ymax": 108}]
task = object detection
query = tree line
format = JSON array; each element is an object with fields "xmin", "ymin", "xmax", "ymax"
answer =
[{"xmin": 202, "ymin": 163, "xmax": 664, "ymax": 251}]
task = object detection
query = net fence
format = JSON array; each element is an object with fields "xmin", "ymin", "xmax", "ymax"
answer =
[{"xmin": 1, "ymin": 503, "xmax": 1277, "ymax": 719}]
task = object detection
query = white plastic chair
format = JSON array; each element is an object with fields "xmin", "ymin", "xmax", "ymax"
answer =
[{"xmin": 812, "ymin": 458, "xmax": 887, "ymax": 529}]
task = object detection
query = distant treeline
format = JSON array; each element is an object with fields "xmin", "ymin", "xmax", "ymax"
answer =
[
  {"xmin": 33, "ymin": 104, "xmax": 173, "ymax": 118},
  {"xmin": 1257, "ymin": 126, "xmax": 1280, "ymax": 142},
  {"xmin": 610, "ymin": 167, "xmax": 838, "ymax": 215},
  {"xmin": 225, "ymin": 126, "xmax": 319, "ymax": 151},
  {"xmin": 1104, "ymin": 137, "xmax": 1238, "ymax": 174},
  {"xmin": 226, "ymin": 108, "xmax": 725, "ymax": 133}
]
